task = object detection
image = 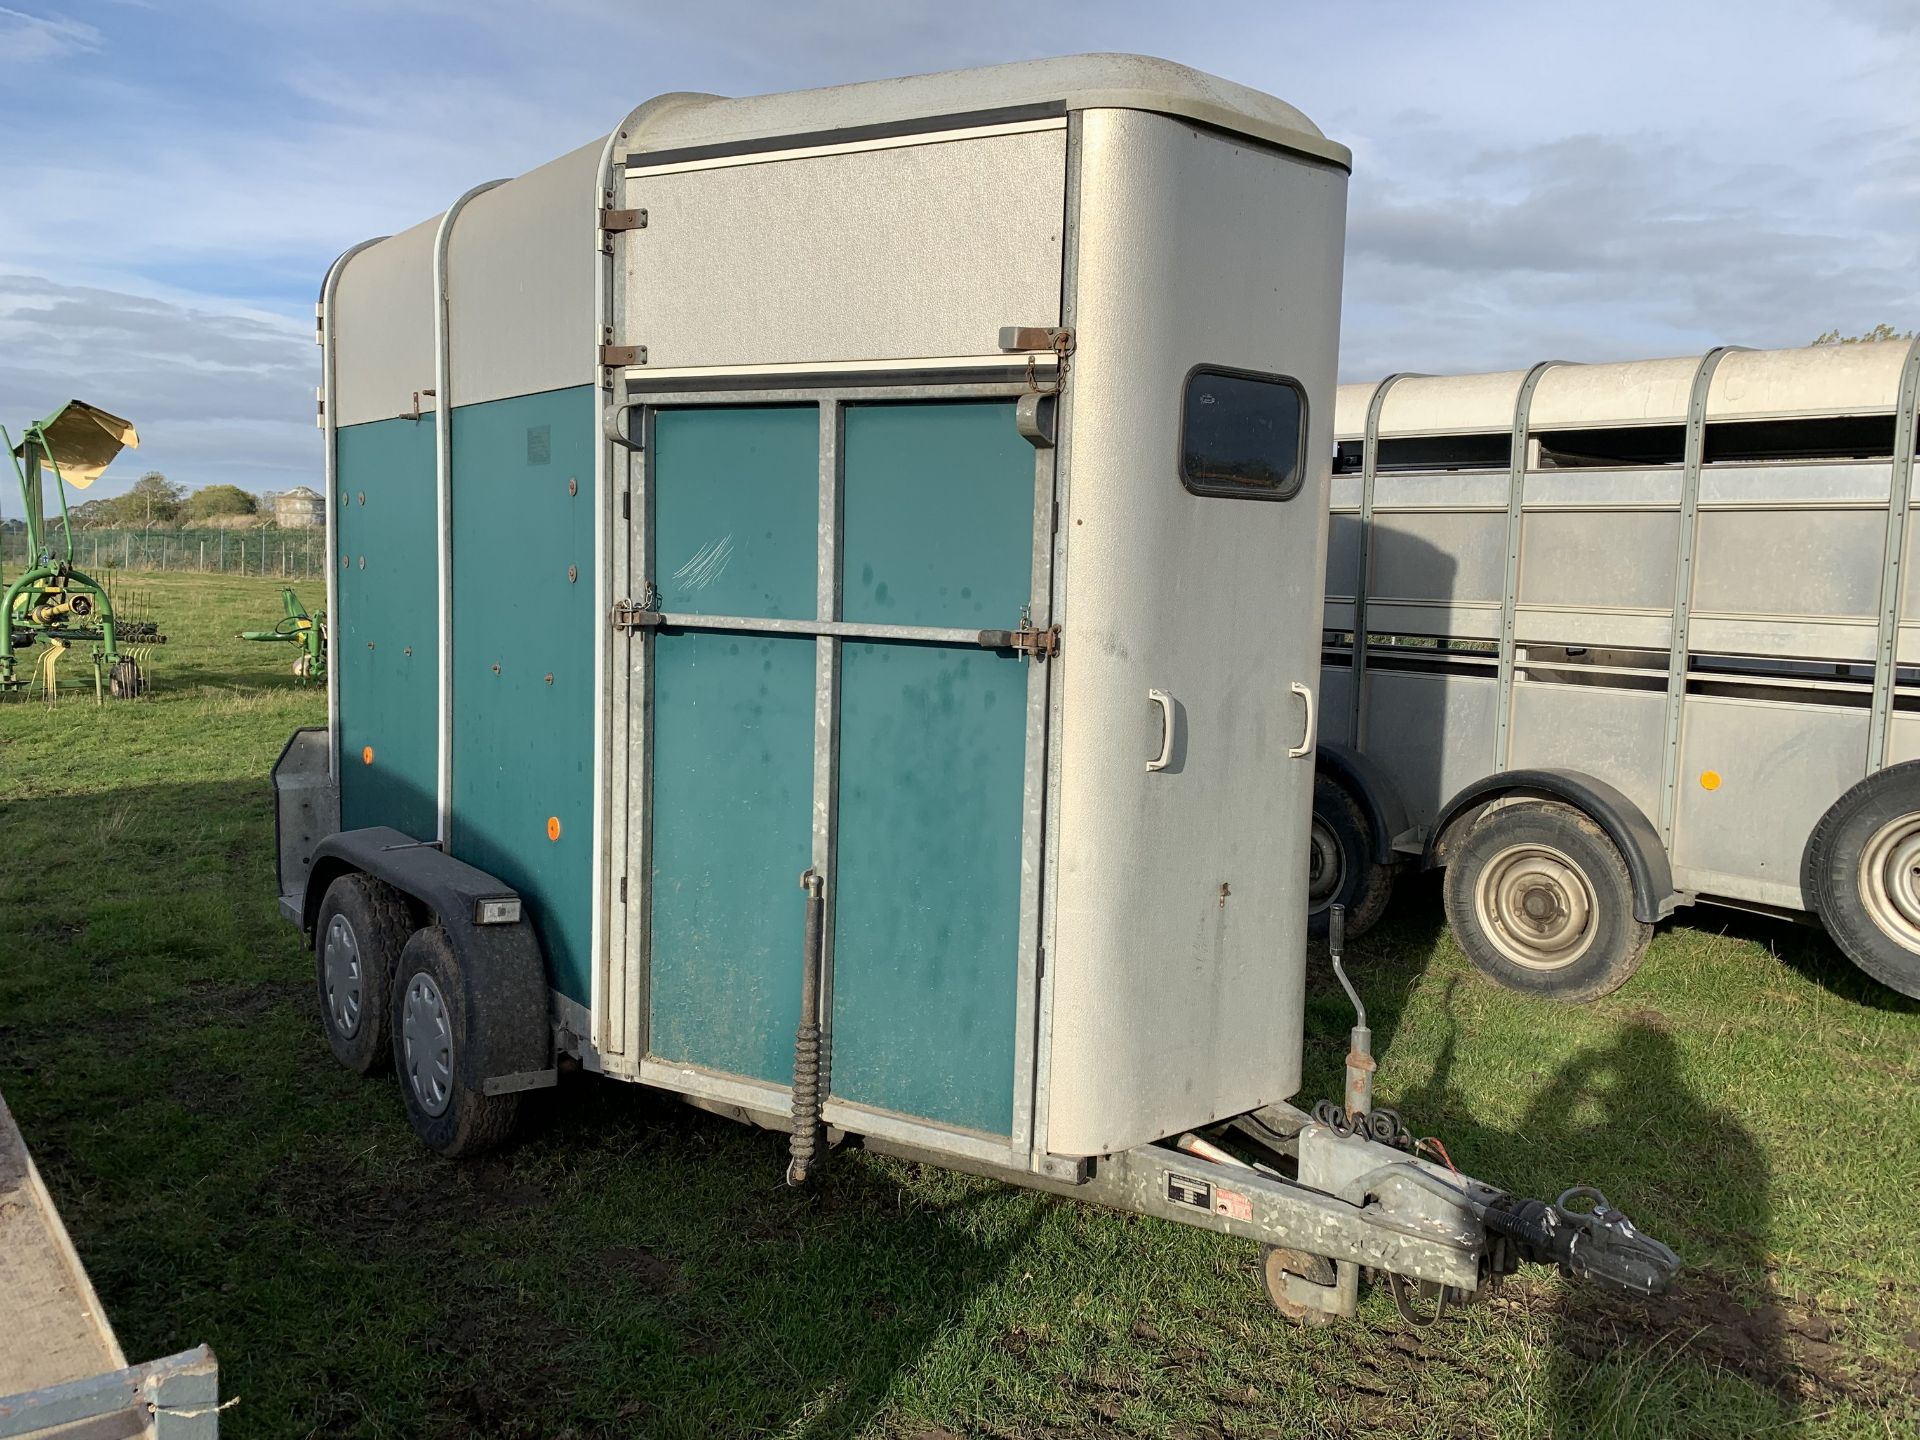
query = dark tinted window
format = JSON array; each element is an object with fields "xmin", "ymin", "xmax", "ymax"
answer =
[{"xmin": 1180, "ymin": 368, "xmax": 1306, "ymax": 499}]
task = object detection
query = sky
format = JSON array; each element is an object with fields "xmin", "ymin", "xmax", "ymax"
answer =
[{"xmin": 1, "ymin": 0, "xmax": 1916, "ymax": 499}]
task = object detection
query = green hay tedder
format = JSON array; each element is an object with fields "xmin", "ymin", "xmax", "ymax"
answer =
[{"xmin": 2, "ymin": 401, "xmax": 164, "ymax": 700}]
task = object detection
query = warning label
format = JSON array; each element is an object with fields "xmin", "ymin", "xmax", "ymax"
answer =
[
  {"xmin": 1213, "ymin": 1186, "xmax": 1253, "ymax": 1222},
  {"xmin": 1166, "ymin": 1173, "xmax": 1212, "ymax": 1210}
]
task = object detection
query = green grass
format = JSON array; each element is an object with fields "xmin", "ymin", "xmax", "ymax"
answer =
[{"xmin": 2, "ymin": 570, "xmax": 1917, "ymax": 1438}]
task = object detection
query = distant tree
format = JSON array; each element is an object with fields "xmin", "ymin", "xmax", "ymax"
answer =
[
  {"xmin": 99, "ymin": 471, "xmax": 186, "ymax": 527},
  {"xmin": 186, "ymin": 484, "xmax": 258, "ymax": 522},
  {"xmin": 1811, "ymin": 324, "xmax": 1913, "ymax": 346}
]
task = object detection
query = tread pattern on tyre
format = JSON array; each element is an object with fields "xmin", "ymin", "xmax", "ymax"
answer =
[
  {"xmin": 390, "ymin": 926, "xmax": 522, "ymax": 1159},
  {"xmin": 1441, "ymin": 798, "xmax": 1652, "ymax": 1003},
  {"xmin": 315, "ymin": 873, "xmax": 414, "ymax": 1075},
  {"xmin": 1308, "ymin": 775, "xmax": 1396, "ymax": 940},
  {"xmin": 1804, "ymin": 765, "xmax": 1920, "ymax": 998}
]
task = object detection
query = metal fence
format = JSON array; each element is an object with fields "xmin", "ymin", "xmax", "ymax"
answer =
[{"xmin": 0, "ymin": 527, "xmax": 325, "ymax": 579}]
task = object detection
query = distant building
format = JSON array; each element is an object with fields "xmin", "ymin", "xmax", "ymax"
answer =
[{"xmin": 274, "ymin": 486, "xmax": 324, "ymax": 530}]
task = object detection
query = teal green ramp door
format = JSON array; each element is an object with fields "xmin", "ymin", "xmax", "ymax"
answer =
[
  {"xmin": 645, "ymin": 398, "xmax": 1037, "ymax": 1140},
  {"xmin": 830, "ymin": 403, "xmax": 1034, "ymax": 1136}
]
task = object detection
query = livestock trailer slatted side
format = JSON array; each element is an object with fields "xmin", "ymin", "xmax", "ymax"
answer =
[{"xmin": 1318, "ymin": 335, "xmax": 1920, "ymax": 998}]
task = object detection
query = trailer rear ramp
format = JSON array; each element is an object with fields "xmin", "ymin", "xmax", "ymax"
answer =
[{"xmin": 0, "ymin": 1091, "xmax": 220, "ymax": 1439}]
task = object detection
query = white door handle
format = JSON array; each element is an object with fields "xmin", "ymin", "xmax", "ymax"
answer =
[
  {"xmin": 1147, "ymin": 689, "xmax": 1174, "ymax": 772},
  {"xmin": 1287, "ymin": 681, "xmax": 1315, "ymax": 758}
]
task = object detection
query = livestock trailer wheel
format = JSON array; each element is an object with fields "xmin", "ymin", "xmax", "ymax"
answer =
[
  {"xmin": 313, "ymin": 874, "xmax": 414, "ymax": 1074},
  {"xmin": 1259, "ymin": 1246, "xmax": 1340, "ymax": 1327},
  {"xmin": 389, "ymin": 927, "xmax": 521, "ymax": 1157},
  {"xmin": 1443, "ymin": 800, "xmax": 1651, "ymax": 1002},
  {"xmin": 1307, "ymin": 775, "xmax": 1396, "ymax": 940},
  {"xmin": 1805, "ymin": 766, "xmax": 1920, "ymax": 998}
]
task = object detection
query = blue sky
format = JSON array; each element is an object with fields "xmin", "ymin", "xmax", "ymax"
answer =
[{"xmin": 2, "ymin": 0, "xmax": 1916, "ymax": 498}]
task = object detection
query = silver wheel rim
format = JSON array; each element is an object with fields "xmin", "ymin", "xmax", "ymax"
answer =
[
  {"xmin": 401, "ymin": 971, "xmax": 454, "ymax": 1117},
  {"xmin": 1857, "ymin": 814, "xmax": 1920, "ymax": 952},
  {"xmin": 1473, "ymin": 842, "xmax": 1596, "ymax": 971},
  {"xmin": 322, "ymin": 914, "xmax": 363, "ymax": 1038},
  {"xmin": 1308, "ymin": 817, "xmax": 1345, "ymax": 913}
]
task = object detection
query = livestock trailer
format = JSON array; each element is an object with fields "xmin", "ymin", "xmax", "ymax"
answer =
[
  {"xmin": 274, "ymin": 55, "xmax": 1675, "ymax": 1323},
  {"xmin": 1312, "ymin": 338, "xmax": 1920, "ymax": 1001}
]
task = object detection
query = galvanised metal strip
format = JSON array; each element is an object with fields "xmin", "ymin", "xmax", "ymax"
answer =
[
  {"xmin": 317, "ymin": 237, "xmax": 386, "ymax": 784},
  {"xmin": 1657, "ymin": 345, "xmax": 1747, "ymax": 845},
  {"xmin": 1866, "ymin": 332, "xmax": 1920, "ymax": 772},
  {"xmin": 1494, "ymin": 360, "xmax": 1568, "ymax": 770},
  {"xmin": 1353, "ymin": 374, "xmax": 1419, "ymax": 751},
  {"xmin": 810, "ymin": 399, "xmax": 843, "ymax": 1088},
  {"xmin": 432, "ymin": 179, "xmax": 507, "ymax": 849}
]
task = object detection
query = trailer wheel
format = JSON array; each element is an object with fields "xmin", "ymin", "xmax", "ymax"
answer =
[
  {"xmin": 314, "ymin": 874, "xmax": 413, "ymax": 1075},
  {"xmin": 1442, "ymin": 800, "xmax": 1650, "ymax": 1002},
  {"xmin": 1260, "ymin": 1246, "xmax": 1340, "ymax": 1327},
  {"xmin": 1308, "ymin": 776, "xmax": 1396, "ymax": 940},
  {"xmin": 1806, "ymin": 768, "xmax": 1920, "ymax": 998},
  {"xmin": 107, "ymin": 658, "xmax": 144, "ymax": 699},
  {"xmin": 390, "ymin": 927, "xmax": 521, "ymax": 1158}
]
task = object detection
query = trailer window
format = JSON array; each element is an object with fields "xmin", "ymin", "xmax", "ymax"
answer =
[{"xmin": 1180, "ymin": 367, "xmax": 1306, "ymax": 500}]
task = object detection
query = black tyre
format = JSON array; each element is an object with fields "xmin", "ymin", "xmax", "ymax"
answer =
[
  {"xmin": 107, "ymin": 658, "xmax": 144, "ymax": 698},
  {"xmin": 1307, "ymin": 776, "xmax": 1397, "ymax": 939},
  {"xmin": 1442, "ymin": 799, "xmax": 1651, "ymax": 1002},
  {"xmin": 314, "ymin": 874, "xmax": 413, "ymax": 1074},
  {"xmin": 1805, "ymin": 766, "xmax": 1920, "ymax": 998},
  {"xmin": 389, "ymin": 927, "xmax": 521, "ymax": 1158}
]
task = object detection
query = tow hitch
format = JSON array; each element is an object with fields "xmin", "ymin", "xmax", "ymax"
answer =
[{"xmin": 1215, "ymin": 904, "xmax": 1680, "ymax": 1325}]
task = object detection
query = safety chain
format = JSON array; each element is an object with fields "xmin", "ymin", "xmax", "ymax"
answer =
[{"xmin": 1025, "ymin": 328, "xmax": 1076, "ymax": 396}]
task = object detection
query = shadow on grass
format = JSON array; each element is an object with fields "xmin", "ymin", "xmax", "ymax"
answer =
[
  {"xmin": 1302, "ymin": 876, "xmax": 1810, "ymax": 1428},
  {"xmin": 1, "ymin": 775, "xmax": 1044, "ymax": 1440}
]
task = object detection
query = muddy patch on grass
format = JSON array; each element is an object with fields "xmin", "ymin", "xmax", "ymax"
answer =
[
  {"xmin": 1490, "ymin": 1268, "xmax": 1920, "ymax": 1406},
  {"xmin": 264, "ymin": 1153, "xmax": 549, "ymax": 1256}
]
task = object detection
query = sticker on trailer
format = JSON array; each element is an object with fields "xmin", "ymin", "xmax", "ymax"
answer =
[
  {"xmin": 1167, "ymin": 1173, "xmax": 1212, "ymax": 1210},
  {"xmin": 1213, "ymin": 1186, "xmax": 1252, "ymax": 1222}
]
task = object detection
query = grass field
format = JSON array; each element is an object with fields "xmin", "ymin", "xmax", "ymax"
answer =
[{"xmin": 2, "ymin": 570, "xmax": 1917, "ymax": 1438}]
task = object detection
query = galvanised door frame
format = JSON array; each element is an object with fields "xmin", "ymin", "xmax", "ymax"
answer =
[{"xmin": 604, "ymin": 374, "xmax": 1062, "ymax": 1172}]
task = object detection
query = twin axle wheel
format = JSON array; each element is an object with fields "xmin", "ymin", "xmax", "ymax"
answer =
[{"xmin": 312, "ymin": 875, "xmax": 520, "ymax": 1156}]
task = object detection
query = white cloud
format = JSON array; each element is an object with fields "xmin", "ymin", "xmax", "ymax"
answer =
[
  {"xmin": 1, "ymin": 1, "xmax": 1916, "ymax": 496},
  {"xmin": 0, "ymin": 5, "xmax": 99, "ymax": 63}
]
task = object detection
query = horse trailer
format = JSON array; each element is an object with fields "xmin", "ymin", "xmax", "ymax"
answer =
[
  {"xmin": 1313, "ymin": 337, "xmax": 1920, "ymax": 1001},
  {"xmin": 273, "ymin": 55, "xmax": 1678, "ymax": 1324}
]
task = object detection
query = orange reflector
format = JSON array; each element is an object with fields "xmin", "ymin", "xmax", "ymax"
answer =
[
  {"xmin": 362, "ymin": 746, "xmax": 374, "ymax": 765},
  {"xmin": 1700, "ymin": 770, "xmax": 1721, "ymax": 791},
  {"xmin": 547, "ymin": 816, "xmax": 562, "ymax": 842}
]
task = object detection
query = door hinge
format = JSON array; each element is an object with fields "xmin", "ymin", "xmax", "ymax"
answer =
[
  {"xmin": 619, "ymin": 875, "xmax": 627, "ymax": 904},
  {"xmin": 620, "ymin": 490, "xmax": 630, "ymax": 520},
  {"xmin": 600, "ymin": 343, "xmax": 646, "ymax": 367},
  {"xmin": 611, "ymin": 598, "xmax": 663, "ymax": 632},
  {"xmin": 978, "ymin": 623, "xmax": 1060, "ymax": 661},
  {"xmin": 600, "ymin": 207, "xmax": 648, "ymax": 232}
]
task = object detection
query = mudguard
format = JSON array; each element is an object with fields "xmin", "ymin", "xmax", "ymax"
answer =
[
  {"xmin": 302, "ymin": 827, "xmax": 554, "ymax": 1094},
  {"xmin": 1315, "ymin": 741, "xmax": 1412, "ymax": 864},
  {"xmin": 1425, "ymin": 769, "xmax": 1679, "ymax": 924}
]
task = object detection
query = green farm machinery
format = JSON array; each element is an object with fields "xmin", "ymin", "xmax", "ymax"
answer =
[
  {"xmin": 239, "ymin": 586, "xmax": 327, "ymax": 684},
  {"xmin": 2, "ymin": 401, "xmax": 163, "ymax": 700}
]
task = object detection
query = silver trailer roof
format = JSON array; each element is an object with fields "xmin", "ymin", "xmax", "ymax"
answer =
[
  {"xmin": 612, "ymin": 53, "xmax": 1348, "ymax": 169},
  {"xmin": 1335, "ymin": 338, "xmax": 1915, "ymax": 439}
]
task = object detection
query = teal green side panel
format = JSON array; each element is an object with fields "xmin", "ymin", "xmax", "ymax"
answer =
[
  {"xmin": 831, "ymin": 642, "xmax": 1028, "ymax": 1134},
  {"xmin": 841, "ymin": 400, "xmax": 1035, "ymax": 628},
  {"xmin": 335, "ymin": 415, "xmax": 438, "ymax": 841},
  {"xmin": 653, "ymin": 406, "xmax": 817, "ymax": 618},
  {"xmin": 448, "ymin": 386, "xmax": 596, "ymax": 1005},
  {"xmin": 648, "ymin": 632, "xmax": 816, "ymax": 1080}
]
